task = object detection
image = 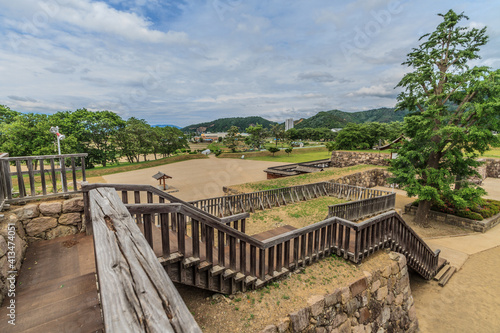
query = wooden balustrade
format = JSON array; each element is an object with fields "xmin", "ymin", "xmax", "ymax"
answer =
[
  {"xmin": 328, "ymin": 193, "xmax": 396, "ymax": 221},
  {"xmin": 0, "ymin": 153, "xmax": 8, "ymax": 211},
  {"xmin": 0, "ymin": 153, "xmax": 87, "ymax": 203},
  {"xmin": 83, "ymin": 183, "xmax": 439, "ymax": 294}
]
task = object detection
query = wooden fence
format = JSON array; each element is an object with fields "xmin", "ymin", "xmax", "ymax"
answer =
[
  {"xmin": 327, "ymin": 192, "xmax": 396, "ymax": 221},
  {"xmin": 0, "ymin": 153, "xmax": 87, "ymax": 204},
  {"xmin": 0, "ymin": 153, "xmax": 8, "ymax": 211},
  {"xmin": 189, "ymin": 182, "xmax": 393, "ymax": 217},
  {"xmin": 83, "ymin": 183, "xmax": 440, "ymax": 294}
]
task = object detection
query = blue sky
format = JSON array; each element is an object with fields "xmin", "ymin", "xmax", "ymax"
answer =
[{"xmin": 1, "ymin": 0, "xmax": 499, "ymax": 127}]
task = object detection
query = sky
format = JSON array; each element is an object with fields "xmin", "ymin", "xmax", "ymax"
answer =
[{"xmin": 1, "ymin": 0, "xmax": 499, "ymax": 127}]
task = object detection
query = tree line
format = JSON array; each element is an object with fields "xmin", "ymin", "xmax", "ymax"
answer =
[{"xmin": 0, "ymin": 106, "xmax": 189, "ymax": 168}]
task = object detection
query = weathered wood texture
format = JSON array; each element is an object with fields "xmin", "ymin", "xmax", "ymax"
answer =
[
  {"xmin": 328, "ymin": 193, "xmax": 396, "ymax": 221},
  {"xmin": 0, "ymin": 153, "xmax": 87, "ymax": 204},
  {"xmin": 0, "ymin": 153, "xmax": 8, "ymax": 211},
  {"xmin": 89, "ymin": 187, "xmax": 201, "ymax": 333},
  {"xmin": 0, "ymin": 234, "xmax": 103, "ymax": 333},
  {"xmin": 84, "ymin": 183, "xmax": 439, "ymax": 296}
]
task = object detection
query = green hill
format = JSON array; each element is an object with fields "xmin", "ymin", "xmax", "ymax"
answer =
[
  {"xmin": 182, "ymin": 108, "xmax": 409, "ymax": 132},
  {"xmin": 294, "ymin": 108, "xmax": 408, "ymax": 129},
  {"xmin": 181, "ymin": 116, "xmax": 277, "ymax": 133}
]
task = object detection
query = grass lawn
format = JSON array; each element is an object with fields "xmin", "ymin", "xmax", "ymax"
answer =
[
  {"xmin": 231, "ymin": 164, "xmax": 384, "ymax": 192},
  {"xmin": 245, "ymin": 196, "xmax": 346, "ymax": 236},
  {"xmin": 219, "ymin": 146, "xmax": 332, "ymax": 163},
  {"xmin": 480, "ymin": 146, "xmax": 500, "ymax": 159}
]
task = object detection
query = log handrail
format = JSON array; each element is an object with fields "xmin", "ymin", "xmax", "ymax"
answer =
[{"xmin": 89, "ymin": 187, "xmax": 201, "ymax": 332}]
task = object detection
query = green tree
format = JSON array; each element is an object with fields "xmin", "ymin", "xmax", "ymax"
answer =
[
  {"xmin": 285, "ymin": 147, "xmax": 293, "ymax": 156},
  {"xmin": 245, "ymin": 124, "xmax": 267, "ymax": 149},
  {"xmin": 0, "ymin": 113, "xmax": 55, "ymax": 166},
  {"xmin": 51, "ymin": 108, "xmax": 125, "ymax": 167},
  {"xmin": 389, "ymin": 10, "xmax": 500, "ymax": 226},
  {"xmin": 115, "ymin": 118, "xmax": 152, "ymax": 163},
  {"xmin": 225, "ymin": 126, "xmax": 240, "ymax": 152},
  {"xmin": 267, "ymin": 146, "xmax": 279, "ymax": 156},
  {"xmin": 270, "ymin": 124, "xmax": 285, "ymax": 147},
  {"xmin": 0, "ymin": 105, "xmax": 20, "ymax": 124}
]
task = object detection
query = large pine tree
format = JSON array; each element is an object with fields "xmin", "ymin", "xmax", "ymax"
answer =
[{"xmin": 390, "ymin": 10, "xmax": 500, "ymax": 226}]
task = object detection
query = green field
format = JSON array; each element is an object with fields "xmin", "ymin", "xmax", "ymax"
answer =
[
  {"xmin": 219, "ymin": 147, "xmax": 332, "ymax": 163},
  {"xmin": 232, "ymin": 164, "xmax": 383, "ymax": 192},
  {"xmin": 480, "ymin": 147, "xmax": 500, "ymax": 159}
]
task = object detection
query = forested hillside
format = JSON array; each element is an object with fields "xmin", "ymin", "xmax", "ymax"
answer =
[
  {"xmin": 181, "ymin": 116, "xmax": 276, "ymax": 132},
  {"xmin": 294, "ymin": 108, "xmax": 408, "ymax": 129}
]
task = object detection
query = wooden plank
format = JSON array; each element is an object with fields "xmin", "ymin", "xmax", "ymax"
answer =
[
  {"xmin": 27, "ymin": 159, "xmax": 36, "ymax": 196},
  {"xmin": 439, "ymin": 266, "xmax": 456, "ymax": 286},
  {"xmin": 89, "ymin": 187, "xmax": 201, "ymax": 333}
]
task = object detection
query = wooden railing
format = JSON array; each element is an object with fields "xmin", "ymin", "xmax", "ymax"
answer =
[
  {"xmin": 88, "ymin": 187, "xmax": 201, "ymax": 332},
  {"xmin": 83, "ymin": 183, "xmax": 440, "ymax": 294},
  {"xmin": 189, "ymin": 182, "xmax": 333, "ymax": 217},
  {"xmin": 0, "ymin": 153, "xmax": 88, "ymax": 203},
  {"xmin": 0, "ymin": 153, "xmax": 8, "ymax": 211},
  {"xmin": 328, "ymin": 193, "xmax": 396, "ymax": 221}
]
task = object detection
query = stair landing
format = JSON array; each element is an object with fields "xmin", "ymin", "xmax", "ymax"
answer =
[{"xmin": 0, "ymin": 233, "xmax": 103, "ymax": 333}]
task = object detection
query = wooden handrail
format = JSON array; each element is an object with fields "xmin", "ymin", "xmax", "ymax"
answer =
[
  {"xmin": 85, "ymin": 184, "xmax": 440, "ymax": 284},
  {"xmin": 89, "ymin": 187, "xmax": 202, "ymax": 332}
]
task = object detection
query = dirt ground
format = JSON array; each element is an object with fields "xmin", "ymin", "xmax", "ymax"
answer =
[
  {"xmin": 93, "ymin": 155, "xmax": 290, "ymax": 201},
  {"xmin": 178, "ymin": 251, "xmax": 393, "ymax": 333},
  {"xmin": 410, "ymin": 246, "xmax": 500, "ymax": 333}
]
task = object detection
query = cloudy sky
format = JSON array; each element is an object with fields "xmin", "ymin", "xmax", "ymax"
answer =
[{"xmin": 1, "ymin": 0, "xmax": 499, "ymax": 127}]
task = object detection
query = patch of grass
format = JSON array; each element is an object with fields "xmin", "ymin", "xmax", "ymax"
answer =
[
  {"xmin": 244, "ymin": 196, "xmax": 347, "ymax": 236},
  {"xmin": 232, "ymin": 164, "xmax": 383, "ymax": 192},
  {"xmin": 480, "ymin": 147, "xmax": 500, "ymax": 159},
  {"xmin": 218, "ymin": 147, "xmax": 331, "ymax": 163}
]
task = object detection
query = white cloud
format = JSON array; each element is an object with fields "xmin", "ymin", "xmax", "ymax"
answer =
[{"xmin": 0, "ymin": 0, "xmax": 498, "ymax": 126}]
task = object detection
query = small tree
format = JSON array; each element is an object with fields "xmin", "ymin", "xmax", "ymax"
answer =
[
  {"xmin": 389, "ymin": 10, "xmax": 500, "ymax": 226},
  {"xmin": 245, "ymin": 124, "xmax": 267, "ymax": 149},
  {"xmin": 225, "ymin": 125, "xmax": 240, "ymax": 152},
  {"xmin": 285, "ymin": 147, "xmax": 293, "ymax": 156},
  {"xmin": 268, "ymin": 146, "xmax": 280, "ymax": 156}
]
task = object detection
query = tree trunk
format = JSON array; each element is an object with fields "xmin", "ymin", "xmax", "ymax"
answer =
[{"xmin": 415, "ymin": 200, "xmax": 432, "ymax": 227}]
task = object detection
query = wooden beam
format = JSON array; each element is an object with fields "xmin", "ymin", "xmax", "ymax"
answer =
[{"xmin": 89, "ymin": 187, "xmax": 201, "ymax": 333}]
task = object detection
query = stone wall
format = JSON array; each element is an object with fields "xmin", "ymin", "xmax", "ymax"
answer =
[
  {"xmin": 260, "ymin": 252, "xmax": 417, "ymax": 333},
  {"xmin": 0, "ymin": 196, "xmax": 85, "ymax": 305},
  {"xmin": 330, "ymin": 152, "xmax": 390, "ymax": 168},
  {"xmin": 405, "ymin": 203, "xmax": 500, "ymax": 233},
  {"xmin": 484, "ymin": 158, "xmax": 500, "ymax": 178},
  {"xmin": 331, "ymin": 169, "xmax": 393, "ymax": 188}
]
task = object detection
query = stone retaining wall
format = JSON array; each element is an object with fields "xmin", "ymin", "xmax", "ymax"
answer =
[
  {"xmin": 260, "ymin": 252, "xmax": 418, "ymax": 333},
  {"xmin": 404, "ymin": 203, "xmax": 500, "ymax": 233},
  {"xmin": 330, "ymin": 152, "xmax": 390, "ymax": 168},
  {"xmin": 0, "ymin": 196, "xmax": 85, "ymax": 305},
  {"xmin": 484, "ymin": 158, "xmax": 500, "ymax": 178},
  {"xmin": 331, "ymin": 169, "xmax": 393, "ymax": 188}
]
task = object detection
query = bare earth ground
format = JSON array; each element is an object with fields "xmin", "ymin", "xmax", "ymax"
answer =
[
  {"xmin": 93, "ymin": 155, "xmax": 291, "ymax": 201},
  {"xmin": 179, "ymin": 251, "xmax": 393, "ymax": 333},
  {"xmin": 410, "ymin": 246, "xmax": 500, "ymax": 333}
]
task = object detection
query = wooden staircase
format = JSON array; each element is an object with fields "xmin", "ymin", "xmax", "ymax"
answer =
[{"xmin": 82, "ymin": 183, "xmax": 442, "ymax": 295}]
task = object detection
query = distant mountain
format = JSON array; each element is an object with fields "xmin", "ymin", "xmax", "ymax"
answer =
[
  {"xmin": 154, "ymin": 124, "xmax": 181, "ymax": 129},
  {"xmin": 294, "ymin": 108, "xmax": 408, "ymax": 129},
  {"xmin": 181, "ymin": 116, "xmax": 277, "ymax": 133}
]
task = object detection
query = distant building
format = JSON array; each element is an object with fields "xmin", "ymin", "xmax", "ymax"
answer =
[{"xmin": 285, "ymin": 118, "xmax": 294, "ymax": 131}]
